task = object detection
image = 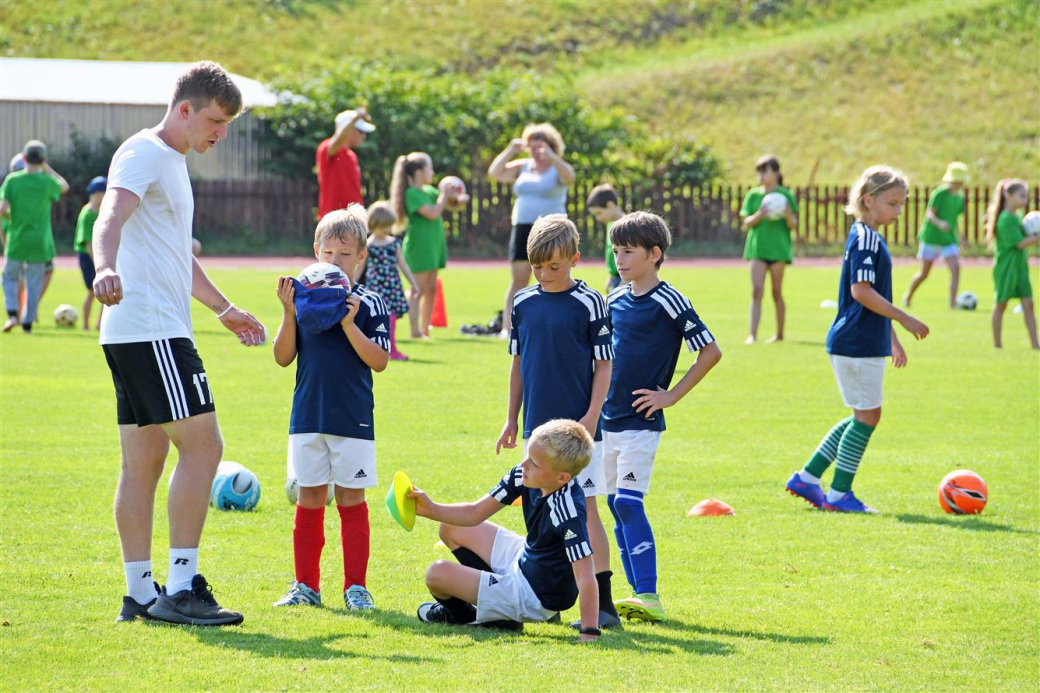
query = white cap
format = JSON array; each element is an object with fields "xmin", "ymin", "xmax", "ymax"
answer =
[{"xmin": 335, "ymin": 110, "xmax": 376, "ymax": 133}]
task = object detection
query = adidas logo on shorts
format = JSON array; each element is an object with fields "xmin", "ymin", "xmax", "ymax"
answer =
[
  {"xmin": 684, "ymin": 320, "xmax": 696, "ymax": 331},
  {"xmin": 563, "ymin": 529, "xmax": 578, "ymax": 540},
  {"xmin": 598, "ymin": 325, "xmax": 610, "ymax": 336},
  {"xmin": 375, "ymin": 324, "xmax": 388, "ymax": 333},
  {"xmin": 863, "ymin": 257, "xmax": 873, "ymax": 265},
  {"xmin": 488, "ymin": 575, "xmax": 499, "ymax": 586},
  {"xmin": 622, "ymin": 472, "xmax": 637, "ymax": 482},
  {"xmin": 581, "ymin": 478, "xmax": 595, "ymax": 489},
  {"xmin": 354, "ymin": 469, "xmax": 367, "ymax": 479}
]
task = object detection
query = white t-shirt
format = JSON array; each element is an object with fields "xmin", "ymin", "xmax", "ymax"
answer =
[{"xmin": 100, "ymin": 129, "xmax": 195, "ymax": 345}]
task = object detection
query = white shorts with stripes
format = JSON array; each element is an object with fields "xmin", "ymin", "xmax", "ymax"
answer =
[{"xmin": 102, "ymin": 338, "xmax": 214, "ymax": 427}]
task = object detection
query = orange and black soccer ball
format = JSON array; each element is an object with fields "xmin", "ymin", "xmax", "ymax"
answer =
[{"xmin": 938, "ymin": 470, "xmax": 988, "ymax": 515}]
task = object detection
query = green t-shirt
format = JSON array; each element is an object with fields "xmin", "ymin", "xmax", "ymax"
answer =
[
  {"xmin": 918, "ymin": 185, "xmax": 964, "ymax": 246},
  {"xmin": 605, "ymin": 220, "xmax": 618, "ymax": 276},
  {"xmin": 0, "ymin": 170, "xmax": 62, "ymax": 262},
  {"xmin": 740, "ymin": 185, "xmax": 798, "ymax": 263},
  {"xmin": 993, "ymin": 210, "xmax": 1031, "ymax": 302},
  {"xmin": 74, "ymin": 206, "xmax": 99, "ymax": 253},
  {"xmin": 402, "ymin": 185, "xmax": 447, "ymax": 273}
]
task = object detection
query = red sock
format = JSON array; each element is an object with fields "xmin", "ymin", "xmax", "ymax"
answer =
[
  {"xmin": 293, "ymin": 505, "xmax": 325, "ymax": 593},
  {"xmin": 338, "ymin": 502, "xmax": 370, "ymax": 590}
]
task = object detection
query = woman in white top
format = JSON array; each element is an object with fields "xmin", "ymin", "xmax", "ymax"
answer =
[{"xmin": 487, "ymin": 123, "xmax": 575, "ymax": 337}]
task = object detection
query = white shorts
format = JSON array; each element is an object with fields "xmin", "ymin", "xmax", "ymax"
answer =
[
  {"xmin": 830, "ymin": 355, "xmax": 885, "ymax": 410},
  {"xmin": 287, "ymin": 433, "xmax": 377, "ymax": 489},
  {"xmin": 475, "ymin": 527, "xmax": 558, "ymax": 624},
  {"xmin": 917, "ymin": 242, "xmax": 959, "ymax": 261},
  {"xmin": 523, "ymin": 438, "xmax": 605, "ymax": 497},
  {"xmin": 602, "ymin": 430, "xmax": 662, "ymax": 495}
]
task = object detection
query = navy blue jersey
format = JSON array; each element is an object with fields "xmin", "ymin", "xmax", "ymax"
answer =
[
  {"xmin": 289, "ymin": 284, "xmax": 390, "ymax": 440},
  {"xmin": 826, "ymin": 222, "xmax": 893, "ymax": 358},
  {"xmin": 601, "ymin": 281, "xmax": 715, "ymax": 433},
  {"xmin": 509, "ymin": 280, "xmax": 613, "ymax": 439},
  {"xmin": 489, "ymin": 465, "xmax": 593, "ymax": 612}
]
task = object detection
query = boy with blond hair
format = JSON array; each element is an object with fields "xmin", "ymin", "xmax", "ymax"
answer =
[
  {"xmin": 495, "ymin": 213, "xmax": 620, "ymax": 629},
  {"xmin": 602, "ymin": 211, "xmax": 722, "ymax": 621},
  {"xmin": 412, "ymin": 419, "xmax": 602, "ymax": 641},
  {"xmin": 272, "ymin": 204, "xmax": 391, "ymax": 611}
]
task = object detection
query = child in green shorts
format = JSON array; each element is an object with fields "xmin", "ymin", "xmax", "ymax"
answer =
[
  {"xmin": 390, "ymin": 152, "xmax": 468, "ymax": 340},
  {"xmin": 903, "ymin": 162, "xmax": 968, "ymax": 309},
  {"xmin": 586, "ymin": 184, "xmax": 625, "ymax": 294},
  {"xmin": 740, "ymin": 155, "xmax": 799, "ymax": 344},
  {"xmin": 986, "ymin": 179, "xmax": 1040, "ymax": 349}
]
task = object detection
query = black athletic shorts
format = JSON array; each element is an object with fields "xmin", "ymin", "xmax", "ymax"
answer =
[
  {"xmin": 78, "ymin": 252, "xmax": 96, "ymax": 289},
  {"xmin": 508, "ymin": 223, "xmax": 535, "ymax": 263},
  {"xmin": 102, "ymin": 338, "xmax": 215, "ymax": 426}
]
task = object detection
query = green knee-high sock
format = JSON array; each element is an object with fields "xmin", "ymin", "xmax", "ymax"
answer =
[
  {"xmin": 831, "ymin": 420, "xmax": 876, "ymax": 492},
  {"xmin": 803, "ymin": 417, "xmax": 854, "ymax": 478}
]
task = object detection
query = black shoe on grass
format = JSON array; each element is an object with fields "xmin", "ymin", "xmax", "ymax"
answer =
[
  {"xmin": 116, "ymin": 581, "xmax": 160, "ymax": 622},
  {"xmin": 147, "ymin": 574, "xmax": 243, "ymax": 626}
]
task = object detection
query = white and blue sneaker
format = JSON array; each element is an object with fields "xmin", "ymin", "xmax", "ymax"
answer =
[
  {"xmin": 345, "ymin": 584, "xmax": 376, "ymax": 611},
  {"xmin": 273, "ymin": 581, "xmax": 321, "ymax": 607},
  {"xmin": 823, "ymin": 491, "xmax": 879, "ymax": 514}
]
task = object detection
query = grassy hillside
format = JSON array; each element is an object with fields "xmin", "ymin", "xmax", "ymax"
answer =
[{"xmin": 2, "ymin": 0, "xmax": 1035, "ymax": 185}]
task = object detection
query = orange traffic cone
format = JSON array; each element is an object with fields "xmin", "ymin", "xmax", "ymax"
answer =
[{"xmin": 430, "ymin": 277, "xmax": 448, "ymax": 328}]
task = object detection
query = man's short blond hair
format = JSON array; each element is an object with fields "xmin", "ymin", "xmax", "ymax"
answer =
[
  {"xmin": 527, "ymin": 213, "xmax": 579, "ymax": 265},
  {"xmin": 315, "ymin": 203, "xmax": 367, "ymax": 249},
  {"xmin": 529, "ymin": 419, "xmax": 594, "ymax": 478}
]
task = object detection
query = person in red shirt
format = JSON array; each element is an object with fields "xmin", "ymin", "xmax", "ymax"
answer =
[{"xmin": 316, "ymin": 107, "xmax": 375, "ymax": 219}]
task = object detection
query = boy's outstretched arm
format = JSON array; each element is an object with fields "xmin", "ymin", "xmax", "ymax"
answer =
[
  {"xmin": 633, "ymin": 342, "xmax": 722, "ymax": 419},
  {"xmin": 579, "ymin": 359, "xmax": 612, "ymax": 435},
  {"xmin": 850, "ymin": 282, "xmax": 929, "ymax": 339},
  {"xmin": 409, "ymin": 488, "xmax": 503, "ymax": 527},
  {"xmin": 497, "ymin": 355, "xmax": 523, "ymax": 453},
  {"xmin": 572, "ymin": 555, "xmax": 600, "ymax": 642}
]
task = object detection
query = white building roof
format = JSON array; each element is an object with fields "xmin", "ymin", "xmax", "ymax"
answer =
[{"xmin": 0, "ymin": 58, "xmax": 278, "ymax": 108}]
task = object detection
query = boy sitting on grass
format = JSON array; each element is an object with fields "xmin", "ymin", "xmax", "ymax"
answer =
[{"xmin": 410, "ymin": 419, "xmax": 602, "ymax": 642}]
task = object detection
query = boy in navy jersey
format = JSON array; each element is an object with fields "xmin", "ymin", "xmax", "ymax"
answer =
[
  {"xmin": 412, "ymin": 419, "xmax": 602, "ymax": 641},
  {"xmin": 495, "ymin": 214, "xmax": 620, "ymax": 629},
  {"xmin": 601, "ymin": 212, "xmax": 722, "ymax": 621},
  {"xmin": 272, "ymin": 205, "xmax": 390, "ymax": 610},
  {"xmin": 786, "ymin": 166, "xmax": 929, "ymax": 514}
]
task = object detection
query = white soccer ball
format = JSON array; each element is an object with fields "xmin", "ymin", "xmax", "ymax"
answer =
[
  {"xmin": 297, "ymin": 262, "xmax": 350, "ymax": 290},
  {"xmin": 53, "ymin": 304, "xmax": 78, "ymax": 327},
  {"xmin": 1022, "ymin": 211, "xmax": 1040, "ymax": 237},
  {"xmin": 284, "ymin": 476, "xmax": 335, "ymax": 506},
  {"xmin": 956, "ymin": 291, "xmax": 978, "ymax": 311},
  {"xmin": 760, "ymin": 192, "xmax": 789, "ymax": 220}
]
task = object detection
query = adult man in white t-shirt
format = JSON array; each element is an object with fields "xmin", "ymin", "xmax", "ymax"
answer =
[{"xmin": 93, "ymin": 61, "xmax": 265, "ymax": 626}]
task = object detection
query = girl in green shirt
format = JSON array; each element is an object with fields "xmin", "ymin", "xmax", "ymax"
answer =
[
  {"xmin": 986, "ymin": 179, "xmax": 1039, "ymax": 349},
  {"xmin": 390, "ymin": 152, "xmax": 468, "ymax": 339},
  {"xmin": 739, "ymin": 155, "xmax": 799, "ymax": 344},
  {"xmin": 903, "ymin": 162, "xmax": 968, "ymax": 309}
]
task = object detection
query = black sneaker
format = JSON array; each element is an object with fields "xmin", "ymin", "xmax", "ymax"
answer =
[
  {"xmin": 116, "ymin": 581, "xmax": 160, "ymax": 622},
  {"xmin": 417, "ymin": 601, "xmax": 457, "ymax": 624},
  {"xmin": 147, "ymin": 574, "xmax": 244, "ymax": 626},
  {"xmin": 569, "ymin": 609, "xmax": 623, "ymax": 630},
  {"xmin": 466, "ymin": 618, "xmax": 524, "ymax": 633}
]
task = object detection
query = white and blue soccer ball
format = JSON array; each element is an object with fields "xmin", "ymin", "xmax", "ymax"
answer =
[
  {"xmin": 1022, "ymin": 211, "xmax": 1040, "ymax": 237},
  {"xmin": 211, "ymin": 461, "xmax": 261, "ymax": 511},
  {"xmin": 956, "ymin": 291, "xmax": 978, "ymax": 311},
  {"xmin": 761, "ymin": 192, "xmax": 789, "ymax": 220},
  {"xmin": 297, "ymin": 262, "xmax": 350, "ymax": 290}
]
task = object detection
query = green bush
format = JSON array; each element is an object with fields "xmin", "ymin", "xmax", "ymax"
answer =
[{"xmin": 257, "ymin": 62, "xmax": 720, "ymax": 196}]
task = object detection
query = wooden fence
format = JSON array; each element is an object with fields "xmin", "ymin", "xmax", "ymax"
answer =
[{"xmin": 51, "ymin": 180, "xmax": 1040, "ymax": 254}]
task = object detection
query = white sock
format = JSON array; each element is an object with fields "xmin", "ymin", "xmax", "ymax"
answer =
[
  {"xmin": 124, "ymin": 560, "xmax": 156, "ymax": 605},
  {"xmin": 798, "ymin": 470, "xmax": 822, "ymax": 485},
  {"xmin": 167, "ymin": 548, "xmax": 199, "ymax": 595},
  {"xmin": 826, "ymin": 489, "xmax": 847, "ymax": 503}
]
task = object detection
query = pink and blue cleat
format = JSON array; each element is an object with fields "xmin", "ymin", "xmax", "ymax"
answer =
[
  {"xmin": 785, "ymin": 472, "xmax": 825, "ymax": 509},
  {"xmin": 822, "ymin": 491, "xmax": 879, "ymax": 514}
]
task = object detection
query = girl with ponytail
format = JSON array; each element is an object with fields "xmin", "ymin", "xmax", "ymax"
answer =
[{"xmin": 987, "ymin": 179, "xmax": 1039, "ymax": 348}]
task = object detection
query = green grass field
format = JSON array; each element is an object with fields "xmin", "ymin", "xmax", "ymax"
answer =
[{"xmin": 1, "ymin": 262, "xmax": 1038, "ymax": 690}]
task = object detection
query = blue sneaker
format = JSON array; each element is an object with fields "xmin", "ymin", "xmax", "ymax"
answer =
[
  {"xmin": 785, "ymin": 472, "xmax": 825, "ymax": 508},
  {"xmin": 345, "ymin": 584, "xmax": 376, "ymax": 611},
  {"xmin": 823, "ymin": 491, "xmax": 879, "ymax": 514},
  {"xmin": 273, "ymin": 581, "xmax": 321, "ymax": 607}
]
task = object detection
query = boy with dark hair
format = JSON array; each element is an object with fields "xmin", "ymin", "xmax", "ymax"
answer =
[
  {"xmin": 586, "ymin": 184, "xmax": 625, "ymax": 294},
  {"xmin": 496, "ymin": 213, "xmax": 621, "ymax": 629},
  {"xmin": 602, "ymin": 211, "xmax": 722, "ymax": 621},
  {"xmin": 413, "ymin": 419, "xmax": 602, "ymax": 642}
]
